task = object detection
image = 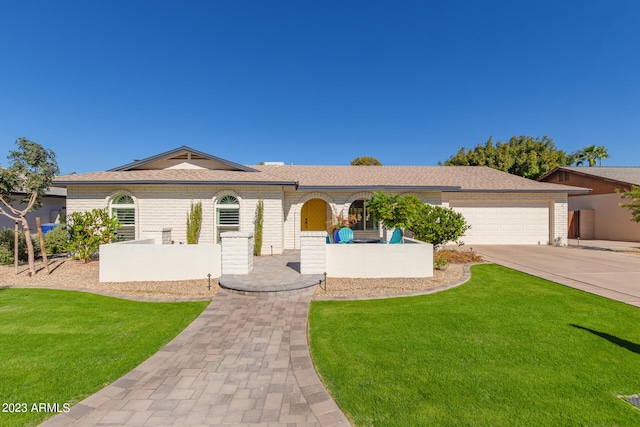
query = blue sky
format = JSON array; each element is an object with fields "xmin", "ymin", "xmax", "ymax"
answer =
[{"xmin": 1, "ymin": 1, "xmax": 639, "ymax": 174}]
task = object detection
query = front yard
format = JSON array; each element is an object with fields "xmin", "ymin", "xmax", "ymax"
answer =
[
  {"xmin": 309, "ymin": 264, "xmax": 640, "ymax": 426},
  {"xmin": 0, "ymin": 289, "xmax": 208, "ymax": 427}
]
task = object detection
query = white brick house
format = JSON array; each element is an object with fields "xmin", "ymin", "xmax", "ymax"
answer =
[{"xmin": 54, "ymin": 146, "xmax": 589, "ymax": 252}]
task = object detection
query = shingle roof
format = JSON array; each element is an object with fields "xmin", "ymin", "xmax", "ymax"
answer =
[
  {"xmin": 54, "ymin": 169, "xmax": 293, "ymax": 186},
  {"xmin": 548, "ymin": 167, "xmax": 640, "ymax": 186},
  {"xmin": 253, "ymin": 165, "xmax": 588, "ymax": 193},
  {"xmin": 53, "ymin": 156, "xmax": 589, "ymax": 194}
]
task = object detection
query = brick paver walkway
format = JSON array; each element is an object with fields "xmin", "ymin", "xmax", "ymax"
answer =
[{"xmin": 40, "ymin": 287, "xmax": 349, "ymax": 427}]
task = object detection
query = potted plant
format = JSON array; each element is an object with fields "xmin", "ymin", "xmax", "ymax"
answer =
[{"xmin": 326, "ymin": 214, "xmax": 358, "ymax": 242}]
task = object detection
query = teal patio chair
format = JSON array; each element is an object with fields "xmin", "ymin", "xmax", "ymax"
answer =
[
  {"xmin": 379, "ymin": 229, "xmax": 403, "ymax": 244},
  {"xmin": 338, "ymin": 227, "xmax": 354, "ymax": 244},
  {"xmin": 389, "ymin": 229, "xmax": 403, "ymax": 244}
]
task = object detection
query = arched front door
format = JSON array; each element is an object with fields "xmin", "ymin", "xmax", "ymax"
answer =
[{"xmin": 301, "ymin": 198, "xmax": 328, "ymax": 231}]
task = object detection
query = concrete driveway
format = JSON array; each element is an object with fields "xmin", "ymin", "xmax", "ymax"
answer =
[{"xmin": 473, "ymin": 245, "xmax": 640, "ymax": 308}]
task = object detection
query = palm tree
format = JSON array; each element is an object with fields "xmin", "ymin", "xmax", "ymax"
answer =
[{"xmin": 574, "ymin": 145, "xmax": 609, "ymax": 167}]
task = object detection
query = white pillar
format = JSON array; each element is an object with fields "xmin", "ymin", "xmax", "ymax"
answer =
[
  {"xmin": 300, "ymin": 231, "xmax": 327, "ymax": 274},
  {"xmin": 551, "ymin": 198, "xmax": 568, "ymax": 246},
  {"xmin": 221, "ymin": 231, "xmax": 254, "ymax": 274}
]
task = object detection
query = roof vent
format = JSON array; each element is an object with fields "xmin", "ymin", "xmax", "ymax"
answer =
[{"xmin": 259, "ymin": 162, "xmax": 285, "ymax": 166}]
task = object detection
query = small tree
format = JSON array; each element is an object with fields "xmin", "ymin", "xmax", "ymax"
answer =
[
  {"xmin": 410, "ymin": 205, "xmax": 470, "ymax": 249},
  {"xmin": 351, "ymin": 156, "xmax": 382, "ymax": 166},
  {"xmin": 186, "ymin": 200, "xmax": 203, "ymax": 244},
  {"xmin": 0, "ymin": 138, "xmax": 59, "ymax": 275},
  {"xmin": 254, "ymin": 198, "xmax": 264, "ymax": 255},
  {"xmin": 66, "ymin": 209, "xmax": 120, "ymax": 263},
  {"xmin": 366, "ymin": 192, "xmax": 470, "ymax": 248},
  {"xmin": 365, "ymin": 192, "xmax": 424, "ymax": 232},
  {"xmin": 617, "ymin": 185, "xmax": 640, "ymax": 222}
]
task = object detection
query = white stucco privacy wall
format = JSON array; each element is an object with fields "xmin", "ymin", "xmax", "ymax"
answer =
[
  {"xmin": 326, "ymin": 239, "xmax": 433, "ymax": 278},
  {"xmin": 99, "ymin": 240, "xmax": 221, "ymax": 282},
  {"xmin": 300, "ymin": 231, "xmax": 433, "ymax": 278}
]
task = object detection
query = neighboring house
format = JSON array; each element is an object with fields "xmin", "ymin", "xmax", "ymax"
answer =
[
  {"xmin": 0, "ymin": 187, "xmax": 66, "ymax": 230},
  {"xmin": 540, "ymin": 167, "xmax": 640, "ymax": 242},
  {"xmin": 53, "ymin": 146, "xmax": 588, "ymax": 252}
]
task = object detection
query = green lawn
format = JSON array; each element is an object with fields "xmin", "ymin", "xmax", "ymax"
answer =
[
  {"xmin": 0, "ymin": 288, "xmax": 209, "ymax": 427},
  {"xmin": 309, "ymin": 264, "xmax": 640, "ymax": 427}
]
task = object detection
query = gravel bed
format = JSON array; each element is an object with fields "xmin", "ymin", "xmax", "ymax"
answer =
[
  {"xmin": 1, "ymin": 256, "xmax": 466, "ymax": 301},
  {"xmin": 0, "ymin": 256, "xmax": 218, "ymax": 301},
  {"xmin": 314, "ymin": 263, "xmax": 465, "ymax": 299}
]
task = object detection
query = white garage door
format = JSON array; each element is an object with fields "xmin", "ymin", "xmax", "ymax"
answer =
[{"xmin": 450, "ymin": 203, "xmax": 550, "ymax": 245}]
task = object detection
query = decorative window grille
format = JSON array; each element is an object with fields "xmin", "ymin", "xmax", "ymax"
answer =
[
  {"xmin": 216, "ymin": 195, "xmax": 240, "ymax": 243},
  {"xmin": 112, "ymin": 194, "xmax": 136, "ymax": 241}
]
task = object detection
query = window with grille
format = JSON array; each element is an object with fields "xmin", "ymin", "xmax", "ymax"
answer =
[
  {"xmin": 112, "ymin": 194, "xmax": 136, "ymax": 241},
  {"xmin": 216, "ymin": 195, "xmax": 240, "ymax": 243}
]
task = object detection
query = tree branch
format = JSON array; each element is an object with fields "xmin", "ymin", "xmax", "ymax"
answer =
[
  {"xmin": 0, "ymin": 196, "xmax": 23, "ymax": 221},
  {"xmin": 25, "ymin": 191, "xmax": 38, "ymax": 212}
]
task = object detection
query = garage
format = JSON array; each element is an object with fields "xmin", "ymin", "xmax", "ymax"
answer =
[{"xmin": 450, "ymin": 202, "xmax": 550, "ymax": 245}]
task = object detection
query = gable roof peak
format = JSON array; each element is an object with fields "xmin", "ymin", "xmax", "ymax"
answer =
[{"xmin": 108, "ymin": 146, "xmax": 258, "ymax": 172}]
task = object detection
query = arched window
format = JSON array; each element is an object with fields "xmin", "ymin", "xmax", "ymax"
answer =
[
  {"xmin": 215, "ymin": 195, "xmax": 240, "ymax": 243},
  {"xmin": 111, "ymin": 194, "xmax": 136, "ymax": 241},
  {"xmin": 348, "ymin": 199, "xmax": 378, "ymax": 231}
]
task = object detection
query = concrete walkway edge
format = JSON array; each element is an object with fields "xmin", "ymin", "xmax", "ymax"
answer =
[{"xmin": 290, "ymin": 290, "xmax": 351, "ymax": 427}]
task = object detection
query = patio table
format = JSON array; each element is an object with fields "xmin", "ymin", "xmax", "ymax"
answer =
[{"xmin": 351, "ymin": 238, "xmax": 380, "ymax": 244}]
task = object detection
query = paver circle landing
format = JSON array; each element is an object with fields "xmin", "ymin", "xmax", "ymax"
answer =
[
  {"xmin": 40, "ymin": 287, "xmax": 350, "ymax": 427},
  {"xmin": 219, "ymin": 251, "xmax": 325, "ymax": 293}
]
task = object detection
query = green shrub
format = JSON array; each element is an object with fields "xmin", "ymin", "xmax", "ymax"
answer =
[
  {"xmin": 67, "ymin": 209, "xmax": 120, "ymax": 263},
  {"xmin": 0, "ymin": 245, "xmax": 12, "ymax": 265},
  {"xmin": 410, "ymin": 204, "xmax": 471, "ymax": 250},
  {"xmin": 186, "ymin": 200, "xmax": 202, "ymax": 244},
  {"xmin": 44, "ymin": 225, "xmax": 68, "ymax": 255},
  {"xmin": 0, "ymin": 228, "xmax": 41, "ymax": 265},
  {"xmin": 433, "ymin": 255, "xmax": 449, "ymax": 270},
  {"xmin": 254, "ymin": 198, "xmax": 264, "ymax": 256}
]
